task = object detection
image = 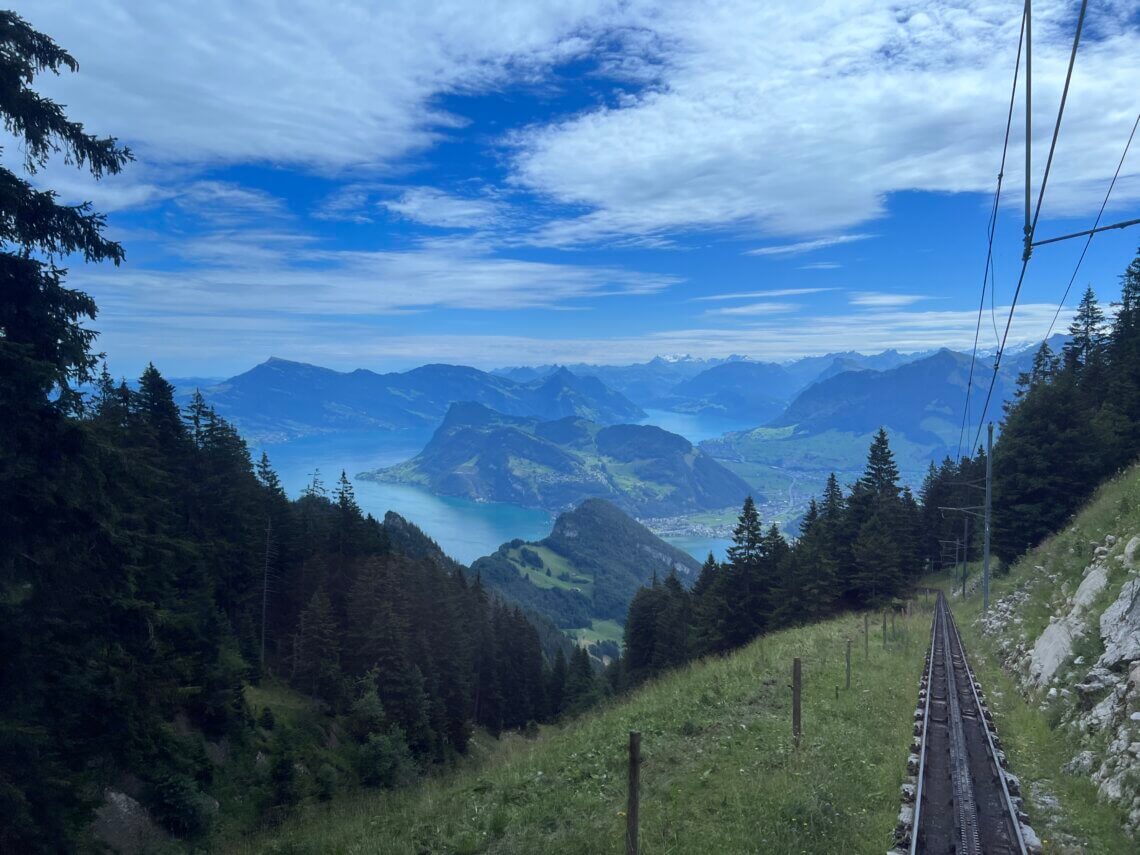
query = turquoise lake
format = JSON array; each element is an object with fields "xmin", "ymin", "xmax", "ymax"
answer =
[{"xmin": 258, "ymin": 409, "xmax": 750, "ymax": 566}]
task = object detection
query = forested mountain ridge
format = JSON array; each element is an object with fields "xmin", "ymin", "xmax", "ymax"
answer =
[
  {"xmin": 365, "ymin": 401, "xmax": 752, "ymax": 516},
  {"xmin": 188, "ymin": 357, "xmax": 644, "ymax": 442},
  {"xmin": 472, "ymin": 498, "xmax": 701, "ymax": 633}
]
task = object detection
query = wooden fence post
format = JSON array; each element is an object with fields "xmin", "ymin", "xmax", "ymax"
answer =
[
  {"xmin": 626, "ymin": 731, "xmax": 640, "ymax": 855},
  {"xmin": 792, "ymin": 658, "xmax": 802, "ymax": 747},
  {"xmin": 845, "ymin": 639, "xmax": 852, "ymax": 689}
]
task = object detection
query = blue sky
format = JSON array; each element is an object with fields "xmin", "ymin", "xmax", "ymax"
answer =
[{"xmin": 12, "ymin": 0, "xmax": 1140, "ymax": 377}]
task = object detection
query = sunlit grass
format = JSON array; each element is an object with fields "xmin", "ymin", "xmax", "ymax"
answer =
[{"xmin": 230, "ymin": 609, "xmax": 929, "ymax": 854}]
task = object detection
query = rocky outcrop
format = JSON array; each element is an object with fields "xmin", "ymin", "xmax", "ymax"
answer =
[
  {"xmin": 980, "ymin": 531, "xmax": 1140, "ymax": 836},
  {"xmin": 1027, "ymin": 561, "xmax": 1109, "ymax": 685},
  {"xmin": 91, "ymin": 789, "xmax": 168, "ymax": 854},
  {"xmin": 1100, "ymin": 578, "xmax": 1140, "ymax": 669}
]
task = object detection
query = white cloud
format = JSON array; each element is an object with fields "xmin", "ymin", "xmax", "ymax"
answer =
[
  {"xmin": 14, "ymin": 0, "xmax": 624, "ymax": 169},
  {"xmin": 175, "ymin": 181, "xmax": 289, "ymax": 224},
  {"xmin": 75, "ymin": 230, "xmax": 678, "ymax": 321},
  {"xmin": 850, "ymin": 292, "xmax": 928, "ymax": 308},
  {"xmin": 798, "ymin": 262, "xmax": 842, "ymax": 270},
  {"xmin": 694, "ymin": 288, "xmax": 831, "ymax": 301},
  {"xmin": 704, "ymin": 302, "xmax": 799, "ymax": 317},
  {"xmin": 383, "ymin": 187, "xmax": 502, "ymax": 229},
  {"xmin": 19, "ymin": 0, "xmax": 1138, "ymax": 244},
  {"xmin": 510, "ymin": 1, "xmax": 1140, "ymax": 244},
  {"xmin": 747, "ymin": 235, "xmax": 875, "ymax": 257}
]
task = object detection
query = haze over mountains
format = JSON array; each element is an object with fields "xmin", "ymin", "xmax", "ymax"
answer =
[
  {"xmin": 184, "ymin": 358, "xmax": 644, "ymax": 442},
  {"xmin": 179, "ymin": 340, "xmax": 1064, "ymax": 526}
]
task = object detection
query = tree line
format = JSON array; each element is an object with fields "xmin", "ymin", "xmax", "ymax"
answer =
[
  {"xmin": 622, "ymin": 428, "xmax": 926, "ymax": 686},
  {"xmin": 991, "ymin": 261, "xmax": 1140, "ymax": 561}
]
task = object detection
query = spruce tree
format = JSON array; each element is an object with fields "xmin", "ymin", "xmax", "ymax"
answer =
[
  {"xmin": 0, "ymin": 19, "xmax": 133, "ymax": 844},
  {"xmin": 295, "ymin": 587, "xmax": 342, "ymax": 703},
  {"xmin": 546, "ymin": 648, "xmax": 568, "ymax": 719},
  {"xmin": 256, "ymin": 452, "xmax": 285, "ymax": 497},
  {"xmin": 1063, "ymin": 285, "xmax": 1108, "ymax": 375}
]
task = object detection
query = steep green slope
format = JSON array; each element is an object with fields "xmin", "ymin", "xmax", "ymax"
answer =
[
  {"xmin": 472, "ymin": 499, "xmax": 701, "ymax": 632},
  {"xmin": 234, "ymin": 608, "xmax": 929, "ymax": 855},
  {"xmin": 365, "ymin": 403, "xmax": 752, "ymax": 517}
]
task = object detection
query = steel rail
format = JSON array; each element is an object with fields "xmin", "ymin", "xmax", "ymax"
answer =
[
  {"xmin": 908, "ymin": 595, "xmax": 940, "ymax": 855},
  {"xmin": 944, "ymin": 601, "xmax": 1028, "ymax": 854},
  {"xmin": 941, "ymin": 600, "xmax": 982, "ymax": 854}
]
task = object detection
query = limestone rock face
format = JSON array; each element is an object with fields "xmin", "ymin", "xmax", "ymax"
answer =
[
  {"xmin": 1099, "ymin": 578, "xmax": 1140, "ymax": 670},
  {"xmin": 1028, "ymin": 562, "xmax": 1108, "ymax": 686},
  {"xmin": 980, "ymin": 532, "xmax": 1140, "ymax": 837}
]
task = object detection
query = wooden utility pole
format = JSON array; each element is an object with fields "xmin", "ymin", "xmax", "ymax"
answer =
[
  {"xmin": 626, "ymin": 732, "xmax": 640, "ymax": 855},
  {"xmin": 845, "ymin": 639, "xmax": 852, "ymax": 689},
  {"xmin": 792, "ymin": 658, "xmax": 802, "ymax": 747},
  {"xmin": 962, "ymin": 516, "xmax": 970, "ymax": 598},
  {"xmin": 260, "ymin": 517, "xmax": 273, "ymax": 672},
  {"xmin": 983, "ymin": 422, "xmax": 993, "ymax": 612}
]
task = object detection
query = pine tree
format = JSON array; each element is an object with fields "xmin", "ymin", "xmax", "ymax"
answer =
[
  {"xmin": 1108, "ymin": 248, "xmax": 1140, "ymax": 440},
  {"xmin": 136, "ymin": 364, "xmax": 187, "ymax": 451},
  {"xmin": 256, "ymin": 452, "xmax": 285, "ymax": 497},
  {"xmin": 820, "ymin": 473, "xmax": 844, "ymax": 520},
  {"xmin": 546, "ymin": 648, "xmax": 568, "ymax": 719},
  {"xmin": 651, "ymin": 573, "xmax": 690, "ymax": 673},
  {"xmin": 1063, "ymin": 285, "xmax": 1108, "ymax": 374},
  {"xmin": 623, "ymin": 583, "xmax": 661, "ymax": 684},
  {"xmin": 563, "ymin": 647, "xmax": 599, "ymax": 715},
  {"xmin": 0, "ymin": 20, "xmax": 133, "ymax": 844},
  {"xmin": 859, "ymin": 427, "xmax": 901, "ymax": 500},
  {"xmin": 295, "ymin": 587, "xmax": 342, "ymax": 703},
  {"xmin": 336, "ymin": 470, "xmax": 359, "ymax": 515},
  {"xmin": 689, "ymin": 553, "xmax": 721, "ymax": 658}
]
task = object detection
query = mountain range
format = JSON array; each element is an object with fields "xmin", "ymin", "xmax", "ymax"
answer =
[
  {"xmin": 184, "ymin": 358, "xmax": 644, "ymax": 442},
  {"xmin": 362, "ymin": 402, "xmax": 752, "ymax": 517}
]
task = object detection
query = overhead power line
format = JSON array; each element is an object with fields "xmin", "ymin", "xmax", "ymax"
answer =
[
  {"xmin": 1043, "ymin": 113, "xmax": 1140, "ymax": 343},
  {"xmin": 956, "ymin": 7, "xmax": 1026, "ymax": 463},
  {"xmin": 969, "ymin": 0, "xmax": 1089, "ymax": 453}
]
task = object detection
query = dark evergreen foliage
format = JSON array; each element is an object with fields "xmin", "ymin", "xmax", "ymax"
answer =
[
  {"xmin": 991, "ymin": 255, "xmax": 1140, "ymax": 562},
  {"xmin": 0, "ymin": 20, "xmax": 592, "ymax": 838},
  {"xmin": 625, "ymin": 428, "xmax": 926, "ymax": 682}
]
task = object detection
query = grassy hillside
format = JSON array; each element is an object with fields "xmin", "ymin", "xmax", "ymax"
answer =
[
  {"xmin": 231, "ymin": 608, "xmax": 929, "ymax": 854},
  {"xmin": 924, "ymin": 462, "xmax": 1140, "ymax": 853},
  {"xmin": 472, "ymin": 499, "xmax": 701, "ymax": 634}
]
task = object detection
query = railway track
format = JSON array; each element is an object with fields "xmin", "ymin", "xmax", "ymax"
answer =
[{"xmin": 897, "ymin": 592, "xmax": 1040, "ymax": 854}]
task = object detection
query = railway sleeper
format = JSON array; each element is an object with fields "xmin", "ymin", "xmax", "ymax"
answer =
[{"xmin": 903, "ymin": 594, "xmax": 1045, "ymax": 855}]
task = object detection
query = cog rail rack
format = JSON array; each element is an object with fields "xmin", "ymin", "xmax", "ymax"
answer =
[{"xmin": 896, "ymin": 592, "xmax": 1040, "ymax": 854}]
